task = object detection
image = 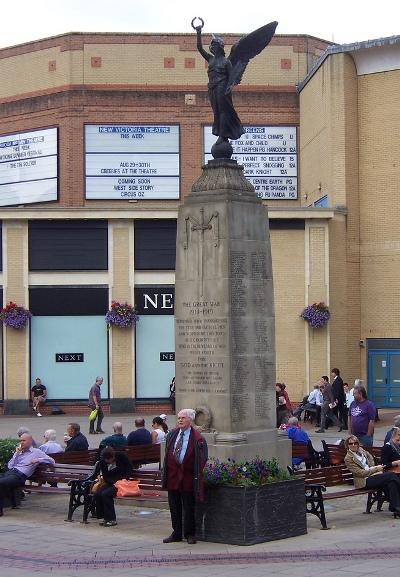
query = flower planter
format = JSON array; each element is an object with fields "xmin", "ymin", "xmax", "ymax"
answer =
[{"xmin": 196, "ymin": 478, "xmax": 306, "ymax": 545}]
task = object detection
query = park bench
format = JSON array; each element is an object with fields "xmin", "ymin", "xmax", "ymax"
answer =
[
  {"xmin": 322, "ymin": 441, "xmax": 382, "ymax": 466},
  {"xmin": 76, "ymin": 468, "xmax": 165, "ymax": 523},
  {"xmin": 53, "ymin": 444, "xmax": 161, "ymax": 468},
  {"xmin": 291, "ymin": 463, "xmax": 386, "ymax": 529},
  {"xmin": 12, "ymin": 462, "xmax": 164, "ymax": 522},
  {"xmin": 291, "ymin": 440, "xmax": 321, "ymax": 469}
]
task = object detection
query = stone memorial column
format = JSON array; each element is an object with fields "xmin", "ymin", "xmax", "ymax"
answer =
[{"xmin": 175, "ymin": 158, "xmax": 290, "ymax": 464}]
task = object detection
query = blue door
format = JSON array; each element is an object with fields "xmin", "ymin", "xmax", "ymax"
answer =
[{"xmin": 368, "ymin": 350, "xmax": 400, "ymax": 408}]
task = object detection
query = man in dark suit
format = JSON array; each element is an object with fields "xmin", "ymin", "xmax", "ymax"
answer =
[
  {"xmin": 331, "ymin": 367, "xmax": 346, "ymax": 428},
  {"xmin": 162, "ymin": 409, "xmax": 208, "ymax": 545},
  {"xmin": 65, "ymin": 423, "xmax": 89, "ymax": 452}
]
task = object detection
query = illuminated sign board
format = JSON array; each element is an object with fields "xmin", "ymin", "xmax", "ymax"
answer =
[
  {"xmin": 0, "ymin": 127, "xmax": 58, "ymax": 206},
  {"xmin": 85, "ymin": 125, "xmax": 180, "ymax": 200},
  {"xmin": 204, "ymin": 126, "xmax": 297, "ymax": 200}
]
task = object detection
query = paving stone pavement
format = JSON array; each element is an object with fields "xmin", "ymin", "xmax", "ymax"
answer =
[{"xmin": 1, "ymin": 410, "xmax": 399, "ymax": 576}]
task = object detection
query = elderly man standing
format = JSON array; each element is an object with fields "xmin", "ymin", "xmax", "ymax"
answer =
[
  {"xmin": 162, "ymin": 408, "xmax": 208, "ymax": 545},
  {"xmin": 0, "ymin": 434, "xmax": 55, "ymax": 516}
]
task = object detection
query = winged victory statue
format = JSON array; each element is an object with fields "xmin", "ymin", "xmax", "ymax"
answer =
[{"xmin": 191, "ymin": 17, "xmax": 278, "ymax": 158}]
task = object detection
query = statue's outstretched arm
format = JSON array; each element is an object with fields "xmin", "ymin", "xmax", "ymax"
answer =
[
  {"xmin": 196, "ymin": 28, "xmax": 210, "ymax": 62},
  {"xmin": 192, "ymin": 17, "xmax": 210, "ymax": 62}
]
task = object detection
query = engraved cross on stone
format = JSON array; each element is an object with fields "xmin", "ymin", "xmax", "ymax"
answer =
[{"xmin": 184, "ymin": 208, "xmax": 219, "ymax": 296}]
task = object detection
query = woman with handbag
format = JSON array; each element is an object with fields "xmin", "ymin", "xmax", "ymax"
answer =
[
  {"xmin": 87, "ymin": 446, "xmax": 132, "ymax": 527},
  {"xmin": 344, "ymin": 435, "xmax": 400, "ymax": 518}
]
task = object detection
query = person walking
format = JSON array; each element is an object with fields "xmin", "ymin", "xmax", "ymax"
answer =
[
  {"xmin": 315, "ymin": 377, "xmax": 343, "ymax": 433},
  {"xmin": 331, "ymin": 368, "xmax": 346, "ymax": 428},
  {"xmin": 162, "ymin": 409, "xmax": 208, "ymax": 545},
  {"xmin": 88, "ymin": 376, "xmax": 105, "ymax": 434}
]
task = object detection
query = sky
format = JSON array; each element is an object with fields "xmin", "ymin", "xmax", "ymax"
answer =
[{"xmin": 0, "ymin": 0, "xmax": 399, "ymax": 49}]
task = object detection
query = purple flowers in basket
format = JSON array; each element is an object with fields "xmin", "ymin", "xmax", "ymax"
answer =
[
  {"xmin": 105, "ymin": 301, "xmax": 139, "ymax": 328},
  {"xmin": 0, "ymin": 302, "xmax": 32, "ymax": 329},
  {"xmin": 300, "ymin": 301, "xmax": 330, "ymax": 328},
  {"xmin": 203, "ymin": 457, "xmax": 289, "ymax": 487}
]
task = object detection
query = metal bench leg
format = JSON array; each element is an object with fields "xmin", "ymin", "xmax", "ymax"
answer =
[
  {"xmin": 66, "ymin": 481, "xmax": 87, "ymax": 522},
  {"xmin": 305, "ymin": 485, "xmax": 330, "ymax": 530}
]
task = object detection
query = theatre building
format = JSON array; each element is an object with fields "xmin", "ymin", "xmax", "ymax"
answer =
[{"xmin": 0, "ymin": 29, "xmax": 399, "ymax": 414}]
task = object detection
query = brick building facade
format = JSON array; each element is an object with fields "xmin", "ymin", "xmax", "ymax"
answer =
[{"xmin": 0, "ymin": 30, "xmax": 397, "ymax": 414}]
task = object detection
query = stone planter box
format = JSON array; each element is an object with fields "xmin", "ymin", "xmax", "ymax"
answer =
[{"xmin": 196, "ymin": 477, "xmax": 306, "ymax": 545}]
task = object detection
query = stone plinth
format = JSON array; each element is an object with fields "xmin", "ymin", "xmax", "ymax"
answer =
[{"xmin": 175, "ymin": 159, "xmax": 290, "ymax": 465}]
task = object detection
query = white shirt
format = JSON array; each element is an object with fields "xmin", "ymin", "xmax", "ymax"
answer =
[
  {"xmin": 345, "ymin": 388, "xmax": 355, "ymax": 408},
  {"xmin": 307, "ymin": 389, "xmax": 319, "ymax": 404}
]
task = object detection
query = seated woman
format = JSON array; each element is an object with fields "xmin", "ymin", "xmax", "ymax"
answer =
[
  {"xmin": 151, "ymin": 417, "xmax": 166, "ymax": 444},
  {"xmin": 87, "ymin": 446, "xmax": 132, "ymax": 527},
  {"xmin": 344, "ymin": 435, "xmax": 400, "ymax": 517},
  {"xmin": 381, "ymin": 427, "xmax": 400, "ymax": 468}
]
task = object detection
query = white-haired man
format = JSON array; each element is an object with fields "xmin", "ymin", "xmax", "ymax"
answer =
[
  {"xmin": 162, "ymin": 409, "xmax": 208, "ymax": 545},
  {"xmin": 0, "ymin": 434, "xmax": 55, "ymax": 516},
  {"xmin": 39, "ymin": 430, "xmax": 64, "ymax": 454}
]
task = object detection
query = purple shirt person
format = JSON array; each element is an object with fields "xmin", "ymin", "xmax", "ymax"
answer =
[
  {"xmin": 0, "ymin": 434, "xmax": 55, "ymax": 517},
  {"xmin": 348, "ymin": 385, "xmax": 376, "ymax": 447}
]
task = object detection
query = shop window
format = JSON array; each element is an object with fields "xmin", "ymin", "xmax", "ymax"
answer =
[
  {"xmin": 314, "ymin": 195, "xmax": 328, "ymax": 208},
  {"xmin": 0, "ymin": 222, "xmax": 2, "ymax": 271},
  {"xmin": 29, "ymin": 220, "xmax": 108, "ymax": 271},
  {"xmin": 29, "ymin": 286, "xmax": 108, "ymax": 400},
  {"xmin": 135, "ymin": 220, "xmax": 176, "ymax": 270}
]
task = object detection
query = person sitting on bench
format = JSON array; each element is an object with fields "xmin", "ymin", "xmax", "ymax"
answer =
[
  {"xmin": 344, "ymin": 435, "xmax": 400, "ymax": 518},
  {"xmin": 0, "ymin": 433, "xmax": 55, "ymax": 517},
  {"xmin": 381, "ymin": 427, "xmax": 400, "ymax": 469}
]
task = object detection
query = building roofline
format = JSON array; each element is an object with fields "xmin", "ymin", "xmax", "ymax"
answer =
[
  {"xmin": 0, "ymin": 30, "xmax": 330, "ymax": 54},
  {"xmin": 297, "ymin": 34, "xmax": 400, "ymax": 92}
]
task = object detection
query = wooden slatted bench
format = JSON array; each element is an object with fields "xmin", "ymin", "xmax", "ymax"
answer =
[
  {"xmin": 291, "ymin": 440, "xmax": 320, "ymax": 469},
  {"xmin": 14, "ymin": 463, "xmax": 164, "ymax": 522},
  {"xmin": 53, "ymin": 444, "xmax": 161, "ymax": 468},
  {"xmin": 74, "ymin": 468, "xmax": 165, "ymax": 523},
  {"xmin": 322, "ymin": 441, "xmax": 382, "ymax": 466},
  {"xmin": 291, "ymin": 464, "xmax": 386, "ymax": 529}
]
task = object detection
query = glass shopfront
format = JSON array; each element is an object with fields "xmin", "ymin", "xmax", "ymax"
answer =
[
  {"xmin": 135, "ymin": 286, "xmax": 175, "ymax": 399},
  {"xmin": 29, "ymin": 287, "xmax": 108, "ymax": 400}
]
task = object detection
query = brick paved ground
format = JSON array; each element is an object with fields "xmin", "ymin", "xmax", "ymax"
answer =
[{"xmin": 1, "ymin": 410, "xmax": 399, "ymax": 576}]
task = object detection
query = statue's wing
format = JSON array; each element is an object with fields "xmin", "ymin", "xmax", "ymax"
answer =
[{"xmin": 226, "ymin": 21, "xmax": 278, "ymax": 93}]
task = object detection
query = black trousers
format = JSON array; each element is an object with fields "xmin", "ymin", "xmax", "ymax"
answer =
[
  {"xmin": 320, "ymin": 402, "xmax": 342, "ymax": 430},
  {"xmin": 0, "ymin": 470, "xmax": 27, "ymax": 511},
  {"xmin": 89, "ymin": 406, "xmax": 104, "ymax": 432},
  {"xmin": 94, "ymin": 484, "xmax": 117, "ymax": 521},
  {"xmin": 365, "ymin": 472, "xmax": 400, "ymax": 511},
  {"xmin": 167, "ymin": 490, "xmax": 196, "ymax": 538}
]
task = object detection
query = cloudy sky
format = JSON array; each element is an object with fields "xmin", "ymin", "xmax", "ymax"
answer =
[{"xmin": 0, "ymin": 0, "xmax": 399, "ymax": 48}]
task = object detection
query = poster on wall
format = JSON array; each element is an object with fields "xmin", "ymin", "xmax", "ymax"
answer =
[
  {"xmin": 0, "ymin": 127, "xmax": 58, "ymax": 206},
  {"xmin": 204, "ymin": 126, "xmax": 297, "ymax": 200},
  {"xmin": 85, "ymin": 125, "xmax": 180, "ymax": 200}
]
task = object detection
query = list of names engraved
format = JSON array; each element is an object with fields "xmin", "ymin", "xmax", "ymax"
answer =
[{"xmin": 176, "ymin": 300, "xmax": 227, "ymax": 394}]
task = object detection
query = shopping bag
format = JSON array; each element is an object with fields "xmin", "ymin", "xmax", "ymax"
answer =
[
  {"xmin": 88, "ymin": 408, "xmax": 98, "ymax": 422},
  {"xmin": 114, "ymin": 479, "xmax": 141, "ymax": 497}
]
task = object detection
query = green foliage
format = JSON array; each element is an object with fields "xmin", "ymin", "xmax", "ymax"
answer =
[
  {"xmin": 204, "ymin": 456, "xmax": 292, "ymax": 487},
  {"xmin": 0, "ymin": 438, "xmax": 19, "ymax": 471}
]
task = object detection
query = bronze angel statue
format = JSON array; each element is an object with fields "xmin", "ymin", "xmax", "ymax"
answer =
[{"xmin": 192, "ymin": 18, "xmax": 278, "ymax": 148}]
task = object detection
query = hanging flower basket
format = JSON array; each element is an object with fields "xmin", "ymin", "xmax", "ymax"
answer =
[
  {"xmin": 105, "ymin": 301, "xmax": 139, "ymax": 328},
  {"xmin": 300, "ymin": 301, "xmax": 330, "ymax": 328},
  {"xmin": 0, "ymin": 301, "xmax": 32, "ymax": 329}
]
